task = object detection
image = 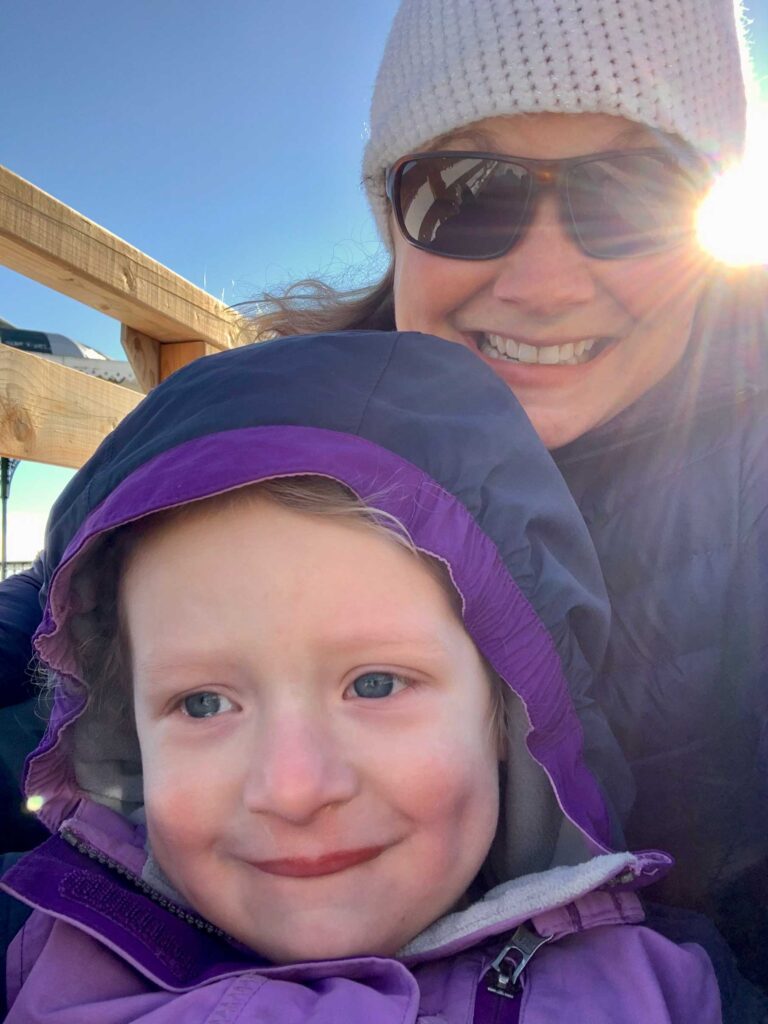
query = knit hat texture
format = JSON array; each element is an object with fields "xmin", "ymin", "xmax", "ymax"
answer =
[{"xmin": 363, "ymin": 0, "xmax": 748, "ymax": 239}]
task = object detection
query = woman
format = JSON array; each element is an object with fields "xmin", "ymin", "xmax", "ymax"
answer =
[{"xmin": 2, "ymin": 0, "xmax": 767, "ymax": 994}]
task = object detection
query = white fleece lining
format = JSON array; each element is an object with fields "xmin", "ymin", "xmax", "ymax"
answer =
[{"xmin": 398, "ymin": 851, "xmax": 636, "ymax": 957}]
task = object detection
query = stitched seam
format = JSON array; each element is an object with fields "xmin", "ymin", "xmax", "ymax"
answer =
[
  {"xmin": 213, "ymin": 975, "xmax": 268, "ymax": 1023},
  {"xmin": 352, "ymin": 335, "xmax": 401, "ymax": 435},
  {"xmin": 17, "ymin": 918, "xmax": 26, "ymax": 995},
  {"xmin": 609, "ymin": 891, "xmax": 631, "ymax": 925},
  {"xmin": 567, "ymin": 903, "xmax": 583, "ymax": 932}
]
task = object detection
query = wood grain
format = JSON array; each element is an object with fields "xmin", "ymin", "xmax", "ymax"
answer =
[{"xmin": 0, "ymin": 344, "xmax": 141, "ymax": 467}]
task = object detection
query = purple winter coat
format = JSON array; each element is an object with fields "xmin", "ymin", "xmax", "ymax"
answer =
[{"xmin": 1, "ymin": 332, "xmax": 721, "ymax": 1022}]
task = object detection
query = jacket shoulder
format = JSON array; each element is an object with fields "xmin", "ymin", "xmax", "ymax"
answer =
[
  {"xmin": 4, "ymin": 913, "xmax": 247, "ymax": 1022},
  {"xmin": 525, "ymin": 924, "xmax": 721, "ymax": 1023}
]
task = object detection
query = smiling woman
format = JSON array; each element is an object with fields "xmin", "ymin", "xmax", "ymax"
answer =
[{"xmin": 388, "ymin": 112, "xmax": 715, "ymax": 448}]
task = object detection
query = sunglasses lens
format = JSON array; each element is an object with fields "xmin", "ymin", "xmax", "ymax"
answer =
[
  {"xmin": 395, "ymin": 156, "xmax": 532, "ymax": 258},
  {"xmin": 566, "ymin": 153, "xmax": 701, "ymax": 258}
]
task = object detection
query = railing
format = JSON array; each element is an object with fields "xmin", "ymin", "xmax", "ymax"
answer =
[
  {"xmin": 0, "ymin": 164, "xmax": 251, "ymax": 469},
  {"xmin": 2, "ymin": 560, "xmax": 34, "ymax": 578}
]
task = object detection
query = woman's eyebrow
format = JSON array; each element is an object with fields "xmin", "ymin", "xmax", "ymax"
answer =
[
  {"xmin": 425, "ymin": 127, "xmax": 496, "ymax": 151},
  {"xmin": 609, "ymin": 123, "xmax": 656, "ymax": 147},
  {"xmin": 427, "ymin": 123, "xmax": 655, "ymax": 153}
]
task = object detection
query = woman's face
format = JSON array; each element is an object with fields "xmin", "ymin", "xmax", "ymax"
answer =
[{"xmin": 392, "ymin": 113, "xmax": 712, "ymax": 449}]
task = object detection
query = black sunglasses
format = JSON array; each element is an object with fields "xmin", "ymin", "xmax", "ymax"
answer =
[{"xmin": 386, "ymin": 148, "xmax": 710, "ymax": 261}]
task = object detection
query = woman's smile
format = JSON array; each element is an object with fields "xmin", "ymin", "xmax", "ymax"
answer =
[
  {"xmin": 462, "ymin": 330, "xmax": 620, "ymax": 380},
  {"xmin": 477, "ymin": 333, "xmax": 605, "ymax": 366}
]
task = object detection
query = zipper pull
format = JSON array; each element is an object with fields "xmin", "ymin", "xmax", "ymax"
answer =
[{"xmin": 486, "ymin": 924, "xmax": 551, "ymax": 998}]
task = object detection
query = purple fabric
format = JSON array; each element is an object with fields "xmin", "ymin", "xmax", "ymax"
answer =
[
  {"xmin": 3, "ymin": 423, "xmax": 717, "ymax": 1021},
  {"xmin": 473, "ymin": 980, "xmax": 521, "ymax": 1023},
  {"xmin": 4, "ymin": 877, "xmax": 722, "ymax": 1022},
  {"xmin": 30, "ymin": 425, "xmax": 610, "ymax": 855}
]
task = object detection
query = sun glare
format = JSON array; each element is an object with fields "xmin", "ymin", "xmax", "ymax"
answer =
[
  {"xmin": 697, "ymin": 104, "xmax": 768, "ymax": 266},
  {"xmin": 7, "ymin": 509, "xmax": 47, "ymax": 562}
]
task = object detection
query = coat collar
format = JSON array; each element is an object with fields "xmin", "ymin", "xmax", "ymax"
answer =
[{"xmin": 1, "ymin": 833, "xmax": 656, "ymax": 991}]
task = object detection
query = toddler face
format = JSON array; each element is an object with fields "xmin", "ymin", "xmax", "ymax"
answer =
[{"xmin": 125, "ymin": 495, "xmax": 500, "ymax": 962}]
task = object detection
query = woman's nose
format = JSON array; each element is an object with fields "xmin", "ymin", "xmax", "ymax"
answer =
[
  {"xmin": 243, "ymin": 707, "xmax": 359, "ymax": 825},
  {"xmin": 491, "ymin": 194, "xmax": 597, "ymax": 315}
]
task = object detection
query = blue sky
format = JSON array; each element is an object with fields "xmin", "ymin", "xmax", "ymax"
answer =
[{"xmin": 2, "ymin": 0, "xmax": 768, "ymax": 559}]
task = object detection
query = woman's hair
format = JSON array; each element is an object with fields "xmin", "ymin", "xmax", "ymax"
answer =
[
  {"xmin": 241, "ymin": 266, "xmax": 395, "ymax": 341},
  {"xmin": 67, "ymin": 474, "xmax": 506, "ymax": 741}
]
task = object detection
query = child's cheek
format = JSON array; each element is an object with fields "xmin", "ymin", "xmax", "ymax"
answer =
[
  {"xmin": 140, "ymin": 740, "xmax": 227, "ymax": 866},
  {"xmin": 388, "ymin": 729, "xmax": 500, "ymax": 853}
]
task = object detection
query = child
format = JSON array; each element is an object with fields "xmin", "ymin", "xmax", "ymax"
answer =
[
  {"xmin": 1, "ymin": 331, "xmax": 720, "ymax": 1021},
  {"xmin": 3, "ymin": 0, "xmax": 768, "ymax": 998}
]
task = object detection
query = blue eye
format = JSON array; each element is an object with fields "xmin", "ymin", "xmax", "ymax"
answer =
[
  {"xmin": 181, "ymin": 692, "xmax": 234, "ymax": 718},
  {"xmin": 349, "ymin": 672, "xmax": 405, "ymax": 700}
]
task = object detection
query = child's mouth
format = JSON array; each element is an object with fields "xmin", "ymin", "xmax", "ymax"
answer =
[
  {"xmin": 475, "ymin": 333, "xmax": 614, "ymax": 366},
  {"xmin": 253, "ymin": 845, "xmax": 387, "ymax": 878}
]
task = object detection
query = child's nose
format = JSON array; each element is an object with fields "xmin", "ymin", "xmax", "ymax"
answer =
[
  {"xmin": 243, "ymin": 708, "xmax": 359, "ymax": 824},
  {"xmin": 491, "ymin": 194, "xmax": 597, "ymax": 315}
]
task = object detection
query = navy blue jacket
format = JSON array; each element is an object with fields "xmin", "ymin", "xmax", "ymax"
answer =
[{"xmin": 553, "ymin": 268, "xmax": 768, "ymax": 914}]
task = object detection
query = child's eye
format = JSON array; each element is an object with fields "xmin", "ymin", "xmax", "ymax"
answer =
[
  {"xmin": 346, "ymin": 672, "xmax": 408, "ymax": 700},
  {"xmin": 180, "ymin": 692, "xmax": 234, "ymax": 718}
]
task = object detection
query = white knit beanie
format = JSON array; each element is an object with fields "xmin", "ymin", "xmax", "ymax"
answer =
[{"xmin": 363, "ymin": 0, "xmax": 749, "ymax": 239}]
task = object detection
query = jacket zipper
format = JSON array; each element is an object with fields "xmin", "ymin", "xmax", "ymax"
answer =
[
  {"xmin": 474, "ymin": 925, "xmax": 551, "ymax": 1023},
  {"xmin": 60, "ymin": 828, "xmax": 599, "ymax": 1021},
  {"xmin": 59, "ymin": 827, "xmax": 227, "ymax": 937}
]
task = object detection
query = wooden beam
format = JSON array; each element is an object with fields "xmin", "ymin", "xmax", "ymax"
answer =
[
  {"xmin": 121, "ymin": 326, "xmax": 160, "ymax": 392},
  {"xmin": 0, "ymin": 164, "xmax": 247, "ymax": 349},
  {"xmin": 0, "ymin": 344, "xmax": 141, "ymax": 468}
]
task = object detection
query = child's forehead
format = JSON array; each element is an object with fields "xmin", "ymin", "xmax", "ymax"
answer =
[
  {"xmin": 122, "ymin": 482, "xmax": 448, "ymax": 587},
  {"xmin": 123, "ymin": 489, "xmax": 495, "ymax": 717},
  {"xmin": 121, "ymin": 490, "xmax": 464, "ymax": 635}
]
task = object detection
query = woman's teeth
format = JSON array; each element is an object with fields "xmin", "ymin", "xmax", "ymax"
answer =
[{"xmin": 479, "ymin": 333, "xmax": 600, "ymax": 365}]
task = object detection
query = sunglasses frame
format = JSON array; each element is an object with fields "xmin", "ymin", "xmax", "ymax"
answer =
[{"xmin": 385, "ymin": 147, "xmax": 711, "ymax": 261}]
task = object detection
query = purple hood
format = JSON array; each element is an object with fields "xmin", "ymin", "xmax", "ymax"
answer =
[{"xmin": 5, "ymin": 332, "xmax": 671, "ymax": 985}]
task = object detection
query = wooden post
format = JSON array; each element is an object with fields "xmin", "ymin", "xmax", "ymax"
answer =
[{"xmin": 121, "ymin": 326, "xmax": 160, "ymax": 392}]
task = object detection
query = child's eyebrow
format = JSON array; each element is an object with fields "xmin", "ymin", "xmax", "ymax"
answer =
[
  {"xmin": 314, "ymin": 629, "xmax": 457, "ymax": 664},
  {"xmin": 131, "ymin": 653, "xmax": 244, "ymax": 683},
  {"xmin": 133, "ymin": 630, "xmax": 452, "ymax": 681}
]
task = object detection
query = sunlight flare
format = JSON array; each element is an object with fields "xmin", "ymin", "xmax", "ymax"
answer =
[{"xmin": 697, "ymin": 103, "xmax": 768, "ymax": 266}]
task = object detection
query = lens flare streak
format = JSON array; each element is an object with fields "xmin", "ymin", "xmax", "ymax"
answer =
[{"xmin": 697, "ymin": 104, "xmax": 768, "ymax": 266}]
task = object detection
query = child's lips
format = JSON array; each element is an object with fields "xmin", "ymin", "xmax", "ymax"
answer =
[{"xmin": 251, "ymin": 845, "xmax": 388, "ymax": 878}]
